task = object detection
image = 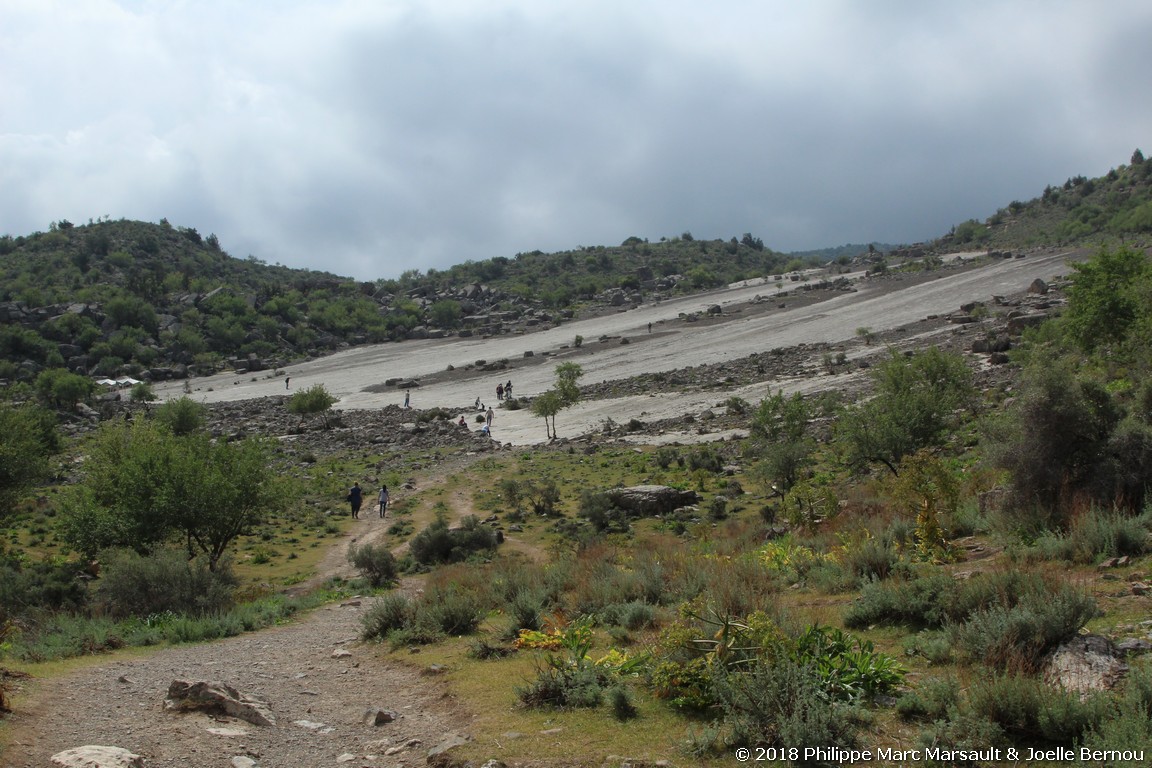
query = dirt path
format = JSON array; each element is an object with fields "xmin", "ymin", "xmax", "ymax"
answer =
[
  {"xmin": 1, "ymin": 463, "xmax": 491, "ymax": 768},
  {"xmin": 0, "ymin": 597, "xmax": 472, "ymax": 767}
]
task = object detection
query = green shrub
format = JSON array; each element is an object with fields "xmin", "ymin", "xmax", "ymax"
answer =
[
  {"xmin": 897, "ymin": 676, "xmax": 961, "ymax": 722},
  {"xmin": 1030, "ymin": 507, "xmax": 1150, "ymax": 564},
  {"xmin": 517, "ymin": 661, "xmax": 607, "ymax": 709},
  {"xmin": 844, "ymin": 568, "xmax": 1095, "ymax": 644},
  {"xmin": 843, "ymin": 571, "xmax": 955, "ymax": 629},
  {"xmin": 154, "ymin": 396, "xmax": 206, "ymax": 435},
  {"xmin": 609, "ymin": 686, "xmax": 639, "ymax": 720},
  {"xmin": 361, "ymin": 593, "xmax": 413, "ymax": 641},
  {"xmin": 0, "ymin": 557, "xmax": 88, "ymax": 621},
  {"xmin": 707, "ymin": 496, "xmax": 728, "ymax": 521},
  {"xmin": 967, "ymin": 674, "xmax": 1110, "ymax": 745},
  {"xmin": 347, "ymin": 541, "xmax": 398, "ymax": 587},
  {"xmin": 409, "ymin": 514, "xmax": 498, "ymax": 565},
  {"xmin": 901, "ymin": 630, "xmax": 953, "ymax": 665},
  {"xmin": 506, "ymin": 587, "xmax": 548, "ymax": 633},
  {"xmin": 712, "ymin": 657, "xmax": 858, "ymax": 753},
  {"xmin": 578, "ymin": 490, "xmax": 624, "ymax": 533},
  {"xmin": 96, "ymin": 548, "xmax": 236, "ymax": 618},
  {"xmin": 839, "ymin": 534, "xmax": 900, "ymax": 582},
  {"xmin": 416, "ymin": 583, "xmax": 484, "ymax": 636},
  {"xmin": 951, "ymin": 587, "xmax": 1098, "ymax": 672},
  {"xmin": 1080, "ymin": 667, "xmax": 1152, "ymax": 764},
  {"xmin": 468, "ymin": 638, "xmax": 514, "ymax": 660},
  {"xmin": 653, "ymin": 447, "xmax": 679, "ymax": 469},
  {"xmin": 687, "ymin": 447, "xmax": 724, "ymax": 472},
  {"xmin": 601, "ymin": 601, "xmax": 658, "ymax": 631}
]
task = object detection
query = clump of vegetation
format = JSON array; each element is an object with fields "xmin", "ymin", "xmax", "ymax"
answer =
[
  {"xmin": 408, "ymin": 513, "xmax": 498, "ymax": 566},
  {"xmin": 347, "ymin": 541, "xmax": 398, "ymax": 587}
]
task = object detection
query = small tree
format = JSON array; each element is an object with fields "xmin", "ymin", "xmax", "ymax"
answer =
[
  {"xmin": 129, "ymin": 381, "xmax": 157, "ymax": 403},
  {"xmin": 35, "ymin": 368, "xmax": 93, "ymax": 409},
  {"xmin": 749, "ymin": 390, "xmax": 815, "ymax": 493},
  {"xmin": 531, "ymin": 363, "xmax": 584, "ymax": 439},
  {"xmin": 837, "ymin": 347, "xmax": 974, "ymax": 475},
  {"xmin": 1062, "ymin": 244, "xmax": 1151, "ymax": 355},
  {"xmin": 0, "ymin": 401, "xmax": 60, "ymax": 516},
  {"xmin": 428, "ymin": 299, "xmax": 463, "ymax": 329},
  {"xmin": 155, "ymin": 396, "xmax": 206, "ymax": 436},
  {"xmin": 531, "ymin": 391, "xmax": 562, "ymax": 439},
  {"xmin": 288, "ymin": 383, "xmax": 337, "ymax": 428},
  {"xmin": 59, "ymin": 419, "xmax": 280, "ymax": 571}
]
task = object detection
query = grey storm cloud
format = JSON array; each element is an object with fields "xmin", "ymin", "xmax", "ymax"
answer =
[{"xmin": 2, "ymin": 0, "xmax": 1150, "ymax": 281}]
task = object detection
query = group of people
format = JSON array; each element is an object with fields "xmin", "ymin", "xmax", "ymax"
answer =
[
  {"xmin": 471, "ymin": 396, "xmax": 497, "ymax": 435},
  {"xmin": 496, "ymin": 380, "xmax": 513, "ymax": 400},
  {"xmin": 347, "ymin": 482, "xmax": 389, "ymax": 519}
]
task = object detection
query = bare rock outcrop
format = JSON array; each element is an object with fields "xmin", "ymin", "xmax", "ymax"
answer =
[
  {"xmin": 605, "ymin": 485, "xmax": 700, "ymax": 516},
  {"xmin": 164, "ymin": 679, "xmax": 276, "ymax": 726},
  {"xmin": 50, "ymin": 746, "xmax": 145, "ymax": 768},
  {"xmin": 1043, "ymin": 634, "xmax": 1128, "ymax": 696}
]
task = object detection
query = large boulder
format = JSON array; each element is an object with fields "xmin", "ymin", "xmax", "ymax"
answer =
[
  {"xmin": 605, "ymin": 485, "xmax": 700, "ymax": 516},
  {"xmin": 1043, "ymin": 635, "xmax": 1128, "ymax": 696},
  {"xmin": 164, "ymin": 679, "xmax": 276, "ymax": 726}
]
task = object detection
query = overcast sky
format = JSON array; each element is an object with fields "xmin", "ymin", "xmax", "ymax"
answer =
[{"xmin": 3, "ymin": 1, "xmax": 1150, "ymax": 281}]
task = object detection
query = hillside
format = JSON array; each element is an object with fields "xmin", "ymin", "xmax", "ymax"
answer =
[
  {"xmin": 4, "ymin": 154, "xmax": 1152, "ymax": 766},
  {"xmin": 1, "ymin": 148, "xmax": 1148, "ymax": 388},
  {"xmin": 939, "ymin": 147, "xmax": 1152, "ymax": 251}
]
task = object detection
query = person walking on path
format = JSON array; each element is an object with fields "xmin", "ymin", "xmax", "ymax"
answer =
[
  {"xmin": 348, "ymin": 482, "xmax": 363, "ymax": 519},
  {"xmin": 403, "ymin": 390, "xmax": 410, "ymax": 408},
  {"xmin": 378, "ymin": 484, "xmax": 389, "ymax": 518},
  {"xmin": 486, "ymin": 406, "xmax": 495, "ymax": 429},
  {"xmin": 496, "ymin": 383, "xmax": 504, "ymax": 401},
  {"xmin": 285, "ymin": 376, "xmax": 291, "ymax": 389},
  {"xmin": 505, "ymin": 380, "xmax": 513, "ymax": 399}
]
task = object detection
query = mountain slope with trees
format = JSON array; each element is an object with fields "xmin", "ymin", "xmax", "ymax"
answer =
[{"xmin": 1, "ymin": 149, "xmax": 1148, "ymax": 388}]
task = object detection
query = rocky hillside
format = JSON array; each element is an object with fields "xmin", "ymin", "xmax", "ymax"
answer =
[{"xmin": 1, "ymin": 149, "xmax": 1146, "ymax": 388}]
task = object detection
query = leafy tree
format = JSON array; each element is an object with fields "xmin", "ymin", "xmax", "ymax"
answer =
[
  {"xmin": 749, "ymin": 391, "xmax": 815, "ymax": 493},
  {"xmin": 741, "ymin": 233, "xmax": 765, "ymax": 251},
  {"xmin": 986, "ymin": 361, "xmax": 1141, "ymax": 522},
  {"xmin": 104, "ymin": 294, "xmax": 158, "ymax": 335},
  {"xmin": 0, "ymin": 401, "xmax": 60, "ymax": 516},
  {"xmin": 530, "ymin": 390, "xmax": 563, "ymax": 440},
  {"xmin": 128, "ymin": 382, "xmax": 157, "ymax": 403},
  {"xmin": 288, "ymin": 383, "xmax": 338, "ymax": 428},
  {"xmin": 154, "ymin": 396, "xmax": 206, "ymax": 435},
  {"xmin": 58, "ymin": 419, "xmax": 279, "ymax": 570},
  {"xmin": 428, "ymin": 299, "xmax": 463, "ymax": 329},
  {"xmin": 951, "ymin": 219, "xmax": 989, "ymax": 245},
  {"xmin": 1062, "ymin": 244, "xmax": 1152, "ymax": 354},
  {"xmin": 164, "ymin": 432, "xmax": 278, "ymax": 570},
  {"xmin": 531, "ymin": 363, "xmax": 584, "ymax": 439},
  {"xmin": 837, "ymin": 348, "xmax": 974, "ymax": 475},
  {"xmin": 555, "ymin": 362, "xmax": 583, "ymax": 405},
  {"xmin": 60, "ymin": 419, "xmax": 178, "ymax": 556},
  {"xmin": 34, "ymin": 368, "xmax": 94, "ymax": 409}
]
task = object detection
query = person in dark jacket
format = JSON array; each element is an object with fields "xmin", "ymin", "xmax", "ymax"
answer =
[{"xmin": 348, "ymin": 482, "xmax": 362, "ymax": 519}]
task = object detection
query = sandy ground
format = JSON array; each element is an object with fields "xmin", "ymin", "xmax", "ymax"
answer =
[{"xmin": 153, "ymin": 249, "xmax": 1079, "ymax": 445}]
